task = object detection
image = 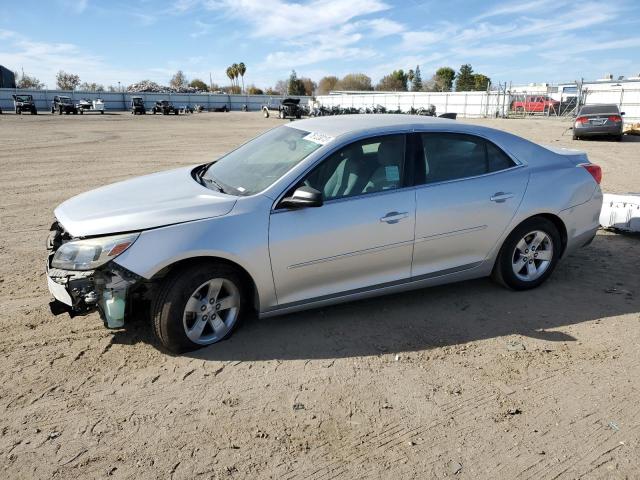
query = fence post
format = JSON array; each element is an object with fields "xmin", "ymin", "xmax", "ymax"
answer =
[{"xmin": 445, "ymin": 93, "xmax": 449, "ymax": 114}]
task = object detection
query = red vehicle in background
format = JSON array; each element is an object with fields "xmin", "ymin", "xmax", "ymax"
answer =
[{"xmin": 511, "ymin": 95, "xmax": 560, "ymax": 114}]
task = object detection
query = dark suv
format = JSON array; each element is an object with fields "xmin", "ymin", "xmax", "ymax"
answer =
[
  {"xmin": 131, "ymin": 97, "xmax": 146, "ymax": 115},
  {"xmin": 12, "ymin": 94, "xmax": 38, "ymax": 114},
  {"xmin": 152, "ymin": 100, "xmax": 178, "ymax": 115},
  {"xmin": 51, "ymin": 96, "xmax": 78, "ymax": 115}
]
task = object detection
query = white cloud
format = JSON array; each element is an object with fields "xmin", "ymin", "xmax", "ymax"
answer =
[
  {"xmin": 359, "ymin": 18, "xmax": 405, "ymax": 38},
  {"xmin": 202, "ymin": 0, "xmax": 390, "ymax": 38},
  {"xmin": 473, "ymin": 0, "xmax": 560, "ymax": 21},
  {"xmin": 60, "ymin": 0, "xmax": 89, "ymax": 14}
]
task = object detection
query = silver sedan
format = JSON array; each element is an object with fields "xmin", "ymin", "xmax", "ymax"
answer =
[{"xmin": 46, "ymin": 115, "xmax": 603, "ymax": 353}]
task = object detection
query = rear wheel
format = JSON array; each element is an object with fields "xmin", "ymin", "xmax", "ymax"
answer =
[
  {"xmin": 263, "ymin": 109, "xmax": 269, "ymax": 118},
  {"xmin": 492, "ymin": 217, "xmax": 561, "ymax": 290},
  {"xmin": 151, "ymin": 263, "xmax": 247, "ymax": 353}
]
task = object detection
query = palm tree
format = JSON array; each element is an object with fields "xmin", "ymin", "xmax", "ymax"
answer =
[
  {"xmin": 238, "ymin": 62, "xmax": 246, "ymax": 93},
  {"xmin": 226, "ymin": 66, "xmax": 234, "ymax": 89},
  {"xmin": 231, "ymin": 63, "xmax": 239, "ymax": 89}
]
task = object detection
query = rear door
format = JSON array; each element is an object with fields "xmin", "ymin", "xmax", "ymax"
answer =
[{"xmin": 411, "ymin": 132, "xmax": 529, "ymax": 277}]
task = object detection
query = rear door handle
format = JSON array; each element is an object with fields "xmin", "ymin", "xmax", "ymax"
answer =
[
  {"xmin": 380, "ymin": 211, "xmax": 409, "ymax": 224},
  {"xmin": 490, "ymin": 192, "xmax": 514, "ymax": 203}
]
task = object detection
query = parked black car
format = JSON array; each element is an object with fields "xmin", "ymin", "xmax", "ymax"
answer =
[
  {"xmin": 12, "ymin": 94, "xmax": 38, "ymax": 114},
  {"xmin": 152, "ymin": 100, "xmax": 178, "ymax": 115},
  {"xmin": 51, "ymin": 96, "xmax": 78, "ymax": 115},
  {"xmin": 131, "ymin": 97, "xmax": 146, "ymax": 115}
]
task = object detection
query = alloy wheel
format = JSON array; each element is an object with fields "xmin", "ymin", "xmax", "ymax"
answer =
[
  {"xmin": 511, "ymin": 230, "xmax": 554, "ymax": 282},
  {"xmin": 182, "ymin": 278, "xmax": 240, "ymax": 345}
]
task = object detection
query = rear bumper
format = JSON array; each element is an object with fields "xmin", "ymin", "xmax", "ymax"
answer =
[
  {"xmin": 575, "ymin": 124, "xmax": 623, "ymax": 137},
  {"xmin": 558, "ymin": 187, "xmax": 603, "ymax": 257}
]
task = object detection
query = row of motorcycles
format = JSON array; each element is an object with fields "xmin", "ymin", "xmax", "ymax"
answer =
[{"xmin": 308, "ymin": 104, "xmax": 437, "ymax": 117}]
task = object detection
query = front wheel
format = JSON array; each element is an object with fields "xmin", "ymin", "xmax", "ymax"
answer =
[
  {"xmin": 492, "ymin": 217, "xmax": 561, "ymax": 290},
  {"xmin": 151, "ymin": 263, "xmax": 247, "ymax": 353}
]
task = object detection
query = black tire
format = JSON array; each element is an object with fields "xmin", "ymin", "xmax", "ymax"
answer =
[
  {"xmin": 16, "ymin": 107, "xmax": 21, "ymax": 115},
  {"xmin": 492, "ymin": 217, "xmax": 561, "ymax": 291},
  {"xmin": 100, "ymin": 110, "xmax": 104, "ymax": 114},
  {"xmin": 151, "ymin": 263, "xmax": 248, "ymax": 353},
  {"xmin": 31, "ymin": 108, "xmax": 37, "ymax": 115},
  {"xmin": 613, "ymin": 135, "xmax": 623, "ymax": 142},
  {"xmin": 263, "ymin": 109, "xmax": 269, "ymax": 118},
  {"xmin": 79, "ymin": 109, "xmax": 83, "ymax": 115},
  {"xmin": 59, "ymin": 107, "xmax": 63, "ymax": 115},
  {"xmin": 51, "ymin": 107, "xmax": 55, "ymax": 114},
  {"xmin": 572, "ymin": 133, "xmax": 579, "ymax": 140}
]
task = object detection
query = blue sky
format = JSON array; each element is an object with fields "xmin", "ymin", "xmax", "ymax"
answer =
[{"xmin": 1, "ymin": 0, "xmax": 639, "ymax": 89}]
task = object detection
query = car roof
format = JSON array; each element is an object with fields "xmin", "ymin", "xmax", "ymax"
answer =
[{"xmin": 287, "ymin": 114, "xmax": 465, "ymax": 137}]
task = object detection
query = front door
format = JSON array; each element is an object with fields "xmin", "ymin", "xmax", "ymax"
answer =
[{"xmin": 269, "ymin": 134, "xmax": 416, "ymax": 306}]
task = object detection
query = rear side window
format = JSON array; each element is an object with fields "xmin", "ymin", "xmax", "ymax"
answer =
[{"xmin": 419, "ymin": 133, "xmax": 516, "ymax": 184}]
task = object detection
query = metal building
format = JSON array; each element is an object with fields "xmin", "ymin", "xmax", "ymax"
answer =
[{"xmin": 0, "ymin": 66, "xmax": 16, "ymax": 89}]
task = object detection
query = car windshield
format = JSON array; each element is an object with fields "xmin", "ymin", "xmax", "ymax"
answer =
[
  {"xmin": 60, "ymin": 97, "xmax": 72, "ymax": 104},
  {"xmin": 580, "ymin": 105, "xmax": 619, "ymax": 115},
  {"xmin": 201, "ymin": 126, "xmax": 324, "ymax": 196},
  {"xmin": 16, "ymin": 95, "xmax": 31, "ymax": 102}
]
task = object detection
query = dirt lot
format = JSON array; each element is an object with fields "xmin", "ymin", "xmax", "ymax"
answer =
[{"xmin": 0, "ymin": 112, "xmax": 638, "ymax": 479}]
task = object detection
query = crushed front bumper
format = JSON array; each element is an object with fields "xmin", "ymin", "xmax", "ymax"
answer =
[
  {"xmin": 46, "ymin": 221, "xmax": 144, "ymax": 328},
  {"xmin": 46, "ymin": 259, "xmax": 143, "ymax": 328}
]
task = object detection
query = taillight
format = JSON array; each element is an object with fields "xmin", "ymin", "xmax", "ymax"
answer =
[
  {"xmin": 608, "ymin": 115, "xmax": 622, "ymax": 122},
  {"xmin": 576, "ymin": 116, "xmax": 588, "ymax": 124},
  {"xmin": 581, "ymin": 164, "xmax": 602, "ymax": 184}
]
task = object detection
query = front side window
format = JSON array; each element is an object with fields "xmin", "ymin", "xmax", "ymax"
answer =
[
  {"xmin": 203, "ymin": 125, "xmax": 323, "ymax": 196},
  {"xmin": 419, "ymin": 133, "xmax": 515, "ymax": 184},
  {"xmin": 301, "ymin": 134, "xmax": 406, "ymax": 201}
]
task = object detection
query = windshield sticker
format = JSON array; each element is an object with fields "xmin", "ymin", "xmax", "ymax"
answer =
[{"xmin": 303, "ymin": 132, "xmax": 334, "ymax": 145}]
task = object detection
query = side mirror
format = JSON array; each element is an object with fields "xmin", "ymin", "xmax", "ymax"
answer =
[
  {"xmin": 280, "ymin": 186, "xmax": 323, "ymax": 209},
  {"xmin": 621, "ymin": 112, "xmax": 625, "ymax": 116}
]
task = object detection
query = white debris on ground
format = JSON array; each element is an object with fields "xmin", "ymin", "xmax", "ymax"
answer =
[{"xmin": 600, "ymin": 193, "xmax": 640, "ymax": 232}]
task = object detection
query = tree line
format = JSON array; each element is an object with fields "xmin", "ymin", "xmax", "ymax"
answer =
[{"xmin": 11, "ymin": 63, "xmax": 490, "ymax": 95}]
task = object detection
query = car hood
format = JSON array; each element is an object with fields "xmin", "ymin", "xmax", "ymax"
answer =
[{"xmin": 55, "ymin": 166, "xmax": 237, "ymax": 237}]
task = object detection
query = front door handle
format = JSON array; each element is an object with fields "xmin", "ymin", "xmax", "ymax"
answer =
[
  {"xmin": 380, "ymin": 211, "xmax": 409, "ymax": 224},
  {"xmin": 490, "ymin": 192, "xmax": 514, "ymax": 203}
]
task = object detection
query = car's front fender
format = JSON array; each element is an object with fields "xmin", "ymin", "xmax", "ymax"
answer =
[{"xmin": 113, "ymin": 195, "xmax": 277, "ymax": 310}]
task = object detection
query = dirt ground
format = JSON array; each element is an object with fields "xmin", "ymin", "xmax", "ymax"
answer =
[{"xmin": 0, "ymin": 111, "xmax": 638, "ymax": 479}]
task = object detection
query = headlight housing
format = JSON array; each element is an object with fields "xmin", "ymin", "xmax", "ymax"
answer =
[{"xmin": 51, "ymin": 232, "xmax": 140, "ymax": 271}]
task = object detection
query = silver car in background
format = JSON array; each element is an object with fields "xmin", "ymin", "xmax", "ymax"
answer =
[
  {"xmin": 573, "ymin": 104, "xmax": 625, "ymax": 141},
  {"xmin": 46, "ymin": 115, "xmax": 603, "ymax": 353}
]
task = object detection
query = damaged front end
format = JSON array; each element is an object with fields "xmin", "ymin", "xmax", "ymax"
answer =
[{"xmin": 46, "ymin": 222, "xmax": 145, "ymax": 328}]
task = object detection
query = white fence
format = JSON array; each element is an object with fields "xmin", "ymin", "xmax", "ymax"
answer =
[
  {"xmin": 315, "ymin": 91, "xmax": 509, "ymax": 118},
  {"xmin": 582, "ymin": 87, "xmax": 640, "ymax": 122},
  {"xmin": 0, "ymin": 88, "xmax": 310, "ymax": 112},
  {"xmin": 315, "ymin": 88, "xmax": 640, "ymax": 122}
]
